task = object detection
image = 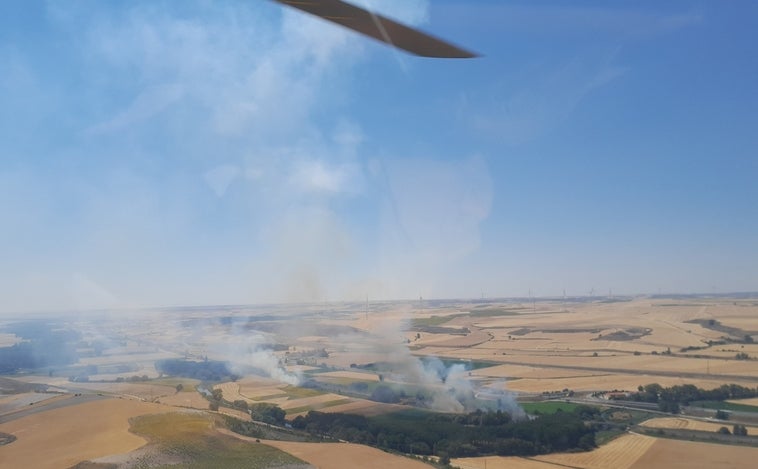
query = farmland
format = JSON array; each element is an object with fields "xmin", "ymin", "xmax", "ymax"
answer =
[{"xmin": 1, "ymin": 295, "xmax": 757, "ymax": 467}]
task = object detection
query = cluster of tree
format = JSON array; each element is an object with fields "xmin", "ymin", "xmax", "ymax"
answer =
[
  {"xmin": 249, "ymin": 403, "xmax": 286, "ymax": 425},
  {"xmin": 155, "ymin": 358, "xmax": 238, "ymax": 382},
  {"xmin": 116, "ymin": 375, "xmax": 150, "ymax": 382},
  {"xmin": 290, "ymin": 406, "xmax": 599, "ymax": 458},
  {"xmin": 619, "ymin": 383, "xmax": 758, "ymax": 412},
  {"xmin": 717, "ymin": 424, "xmax": 749, "ymax": 436},
  {"xmin": 224, "ymin": 417, "xmax": 265, "ymax": 439},
  {"xmin": 208, "ymin": 388, "xmax": 223, "ymax": 411},
  {"xmin": 0, "ymin": 323, "xmax": 79, "ymax": 373},
  {"xmin": 232, "ymin": 399, "xmax": 249, "ymax": 411},
  {"xmin": 732, "ymin": 424, "xmax": 749, "ymax": 436}
]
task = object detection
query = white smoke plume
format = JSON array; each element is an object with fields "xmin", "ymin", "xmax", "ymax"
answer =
[{"xmin": 366, "ymin": 313, "xmax": 522, "ymax": 414}]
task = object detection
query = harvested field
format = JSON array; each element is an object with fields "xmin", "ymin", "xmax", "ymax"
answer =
[
  {"xmin": 538, "ymin": 433, "xmax": 655, "ymax": 468},
  {"xmin": 286, "ymin": 398, "xmax": 406, "ymax": 418},
  {"xmin": 629, "ymin": 436, "xmax": 758, "ymax": 468},
  {"xmin": 0, "ymin": 398, "xmax": 166, "ymax": 469},
  {"xmin": 501, "ymin": 374, "xmax": 732, "ymax": 393},
  {"xmin": 421, "ymin": 329, "xmax": 491, "ymax": 348},
  {"xmin": 215, "ymin": 380, "xmax": 351, "ymax": 415},
  {"xmin": 473, "ymin": 363, "xmax": 607, "ymax": 379},
  {"xmin": 316, "ymin": 370, "xmax": 380, "ymax": 382},
  {"xmin": 60, "ymin": 381, "xmax": 176, "ymax": 400},
  {"xmin": 234, "ymin": 377, "xmax": 292, "ymax": 399},
  {"xmin": 453, "ymin": 433, "xmax": 655, "ymax": 469},
  {"xmin": 216, "ymin": 381, "xmax": 287, "ymax": 405},
  {"xmin": 158, "ymin": 390, "xmax": 210, "ymax": 410},
  {"xmin": 453, "ymin": 457, "xmax": 558, "ymax": 468},
  {"xmin": 278, "ymin": 393, "xmax": 347, "ymax": 410},
  {"xmin": 263, "ymin": 440, "xmax": 433, "ymax": 469},
  {"xmin": 640, "ymin": 417, "xmax": 758, "ymax": 433}
]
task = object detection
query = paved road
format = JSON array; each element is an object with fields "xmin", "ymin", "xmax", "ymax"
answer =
[{"xmin": 0, "ymin": 393, "xmax": 108, "ymax": 424}]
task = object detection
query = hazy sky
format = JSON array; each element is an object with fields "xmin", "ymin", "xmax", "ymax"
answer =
[{"xmin": 1, "ymin": 0, "xmax": 757, "ymax": 313}]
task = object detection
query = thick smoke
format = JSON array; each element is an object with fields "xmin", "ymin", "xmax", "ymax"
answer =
[
  {"xmin": 196, "ymin": 317, "xmax": 302, "ymax": 386},
  {"xmin": 368, "ymin": 315, "xmax": 522, "ymax": 415}
]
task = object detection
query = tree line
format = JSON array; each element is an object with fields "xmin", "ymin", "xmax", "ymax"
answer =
[
  {"xmin": 617, "ymin": 383, "xmax": 758, "ymax": 413},
  {"xmin": 155, "ymin": 358, "xmax": 238, "ymax": 382},
  {"xmin": 289, "ymin": 406, "xmax": 600, "ymax": 459},
  {"xmin": 0, "ymin": 323, "xmax": 79, "ymax": 373}
]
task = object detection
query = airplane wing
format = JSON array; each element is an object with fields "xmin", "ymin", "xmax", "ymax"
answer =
[{"xmin": 273, "ymin": 0, "xmax": 478, "ymax": 58}]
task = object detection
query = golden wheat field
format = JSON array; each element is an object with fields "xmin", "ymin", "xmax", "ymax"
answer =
[
  {"xmin": 454, "ymin": 431, "xmax": 758, "ymax": 469},
  {"xmin": 640, "ymin": 417, "xmax": 758, "ymax": 432},
  {"xmin": 262, "ymin": 440, "xmax": 433, "ymax": 469},
  {"xmin": 453, "ymin": 433, "xmax": 656, "ymax": 469},
  {"xmin": 0, "ymin": 398, "xmax": 167, "ymax": 469},
  {"xmin": 628, "ymin": 437, "xmax": 758, "ymax": 468}
]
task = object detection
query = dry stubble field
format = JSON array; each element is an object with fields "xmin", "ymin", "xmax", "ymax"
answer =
[
  {"xmin": 454, "ymin": 431, "xmax": 758, "ymax": 469},
  {"xmin": 0, "ymin": 398, "xmax": 166, "ymax": 469}
]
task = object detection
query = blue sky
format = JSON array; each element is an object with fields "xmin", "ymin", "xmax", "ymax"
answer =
[{"xmin": 1, "ymin": 0, "xmax": 756, "ymax": 313}]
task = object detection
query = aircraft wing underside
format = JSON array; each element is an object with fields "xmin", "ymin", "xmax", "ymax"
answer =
[{"xmin": 273, "ymin": 0, "xmax": 478, "ymax": 58}]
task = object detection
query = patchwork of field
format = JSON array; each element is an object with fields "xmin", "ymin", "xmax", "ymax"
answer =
[
  {"xmin": 0, "ymin": 397, "xmax": 166, "ymax": 469},
  {"xmin": 397, "ymin": 299, "xmax": 758, "ymax": 393},
  {"xmin": 215, "ymin": 378, "xmax": 401, "ymax": 417},
  {"xmin": 300, "ymin": 399, "xmax": 405, "ymax": 417}
]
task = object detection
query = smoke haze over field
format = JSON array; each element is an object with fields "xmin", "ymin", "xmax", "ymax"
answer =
[{"xmin": 1, "ymin": 1, "xmax": 758, "ymax": 313}]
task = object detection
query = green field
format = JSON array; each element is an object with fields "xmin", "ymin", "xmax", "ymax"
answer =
[
  {"xmin": 281, "ymin": 385, "xmax": 324, "ymax": 399},
  {"xmin": 468, "ymin": 308, "xmax": 522, "ymax": 318},
  {"xmin": 691, "ymin": 400, "xmax": 758, "ymax": 413},
  {"xmin": 129, "ymin": 412, "xmax": 308, "ymax": 468},
  {"xmin": 520, "ymin": 401, "xmax": 581, "ymax": 415}
]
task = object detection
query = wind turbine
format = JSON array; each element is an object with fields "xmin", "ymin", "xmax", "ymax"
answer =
[{"xmin": 273, "ymin": 0, "xmax": 479, "ymax": 58}]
